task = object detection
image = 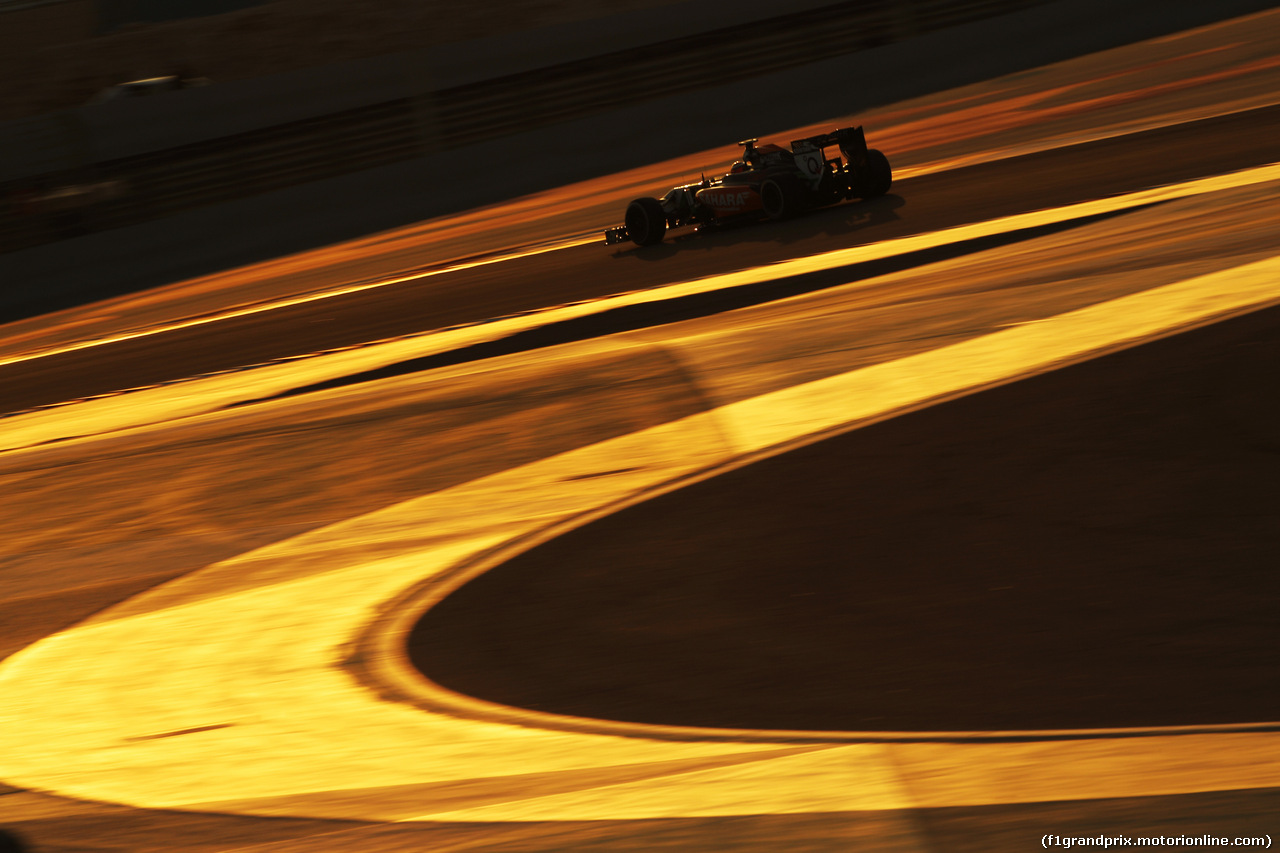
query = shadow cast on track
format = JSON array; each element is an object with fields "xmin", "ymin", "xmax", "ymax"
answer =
[
  {"xmin": 236, "ymin": 203, "xmax": 1161, "ymax": 408},
  {"xmin": 613, "ymin": 194, "xmax": 909, "ymax": 261}
]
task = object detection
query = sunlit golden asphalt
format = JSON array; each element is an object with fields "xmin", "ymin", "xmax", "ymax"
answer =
[{"xmin": 1, "ymin": 9, "xmax": 1279, "ymax": 851}]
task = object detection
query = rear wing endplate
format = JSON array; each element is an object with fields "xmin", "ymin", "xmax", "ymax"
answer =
[{"xmin": 792, "ymin": 126, "xmax": 867, "ymax": 162}]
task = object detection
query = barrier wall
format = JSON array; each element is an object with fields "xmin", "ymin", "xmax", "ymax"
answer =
[
  {"xmin": 95, "ymin": 0, "xmax": 269, "ymax": 31},
  {"xmin": 0, "ymin": 0, "xmax": 92, "ymax": 61},
  {"xmin": 0, "ymin": 0, "xmax": 74, "ymax": 10},
  {"xmin": 0, "ymin": 0, "xmax": 1041, "ymax": 254},
  {"xmin": 0, "ymin": 0, "xmax": 1274, "ymax": 317},
  {"xmin": 0, "ymin": 0, "xmax": 853, "ymax": 183}
]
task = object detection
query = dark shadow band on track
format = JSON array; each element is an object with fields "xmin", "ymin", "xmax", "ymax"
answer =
[
  {"xmin": 5, "ymin": 103, "xmax": 1278, "ymax": 418},
  {"xmin": 408, "ymin": 301, "xmax": 1280, "ymax": 733},
  {"xmin": 228, "ymin": 204, "xmax": 1158, "ymax": 408}
]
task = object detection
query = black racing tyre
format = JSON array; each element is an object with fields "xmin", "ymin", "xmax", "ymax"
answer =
[
  {"xmin": 860, "ymin": 149, "xmax": 893, "ymax": 198},
  {"xmin": 625, "ymin": 197, "xmax": 667, "ymax": 246},
  {"xmin": 760, "ymin": 175, "xmax": 807, "ymax": 221},
  {"xmin": 0, "ymin": 829, "xmax": 29, "ymax": 853}
]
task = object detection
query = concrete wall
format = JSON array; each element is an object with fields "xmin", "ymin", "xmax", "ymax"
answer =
[
  {"xmin": 0, "ymin": 0, "xmax": 856, "ymax": 182},
  {"xmin": 0, "ymin": 0, "xmax": 93, "ymax": 59},
  {"xmin": 1, "ymin": 0, "xmax": 1274, "ymax": 318},
  {"xmin": 95, "ymin": 0, "xmax": 269, "ymax": 32}
]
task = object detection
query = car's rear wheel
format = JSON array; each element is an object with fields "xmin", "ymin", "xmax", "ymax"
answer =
[
  {"xmin": 760, "ymin": 176, "xmax": 807, "ymax": 221},
  {"xmin": 625, "ymin": 197, "xmax": 667, "ymax": 246},
  {"xmin": 851, "ymin": 149, "xmax": 892, "ymax": 198}
]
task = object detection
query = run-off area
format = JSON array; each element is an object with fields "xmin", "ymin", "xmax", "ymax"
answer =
[
  {"xmin": 412, "ymin": 296, "xmax": 1280, "ymax": 732},
  {"xmin": 408, "ymin": 177, "xmax": 1280, "ymax": 733}
]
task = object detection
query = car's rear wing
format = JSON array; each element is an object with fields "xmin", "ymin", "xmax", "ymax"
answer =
[{"xmin": 791, "ymin": 126, "xmax": 867, "ymax": 163}]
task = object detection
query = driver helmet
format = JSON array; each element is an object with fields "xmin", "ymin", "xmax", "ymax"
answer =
[{"xmin": 729, "ymin": 160, "xmax": 750, "ymax": 173}]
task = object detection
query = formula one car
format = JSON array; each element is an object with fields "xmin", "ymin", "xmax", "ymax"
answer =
[{"xmin": 605, "ymin": 126, "xmax": 891, "ymax": 246}]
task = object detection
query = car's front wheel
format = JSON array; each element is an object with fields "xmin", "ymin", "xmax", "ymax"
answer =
[
  {"xmin": 625, "ymin": 197, "xmax": 667, "ymax": 246},
  {"xmin": 760, "ymin": 175, "xmax": 808, "ymax": 221}
]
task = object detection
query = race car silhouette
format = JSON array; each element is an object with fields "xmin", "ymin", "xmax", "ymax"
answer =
[{"xmin": 605, "ymin": 126, "xmax": 891, "ymax": 246}]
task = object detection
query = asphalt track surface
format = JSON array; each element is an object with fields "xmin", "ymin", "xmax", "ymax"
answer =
[
  {"xmin": 1, "ymin": 102, "xmax": 1279, "ymax": 417},
  {"xmin": 412, "ymin": 301, "xmax": 1280, "ymax": 733},
  {"xmin": 2, "ymin": 11, "xmax": 1280, "ymax": 853}
]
